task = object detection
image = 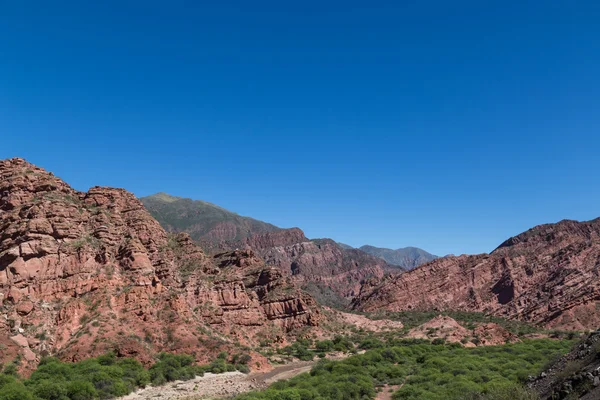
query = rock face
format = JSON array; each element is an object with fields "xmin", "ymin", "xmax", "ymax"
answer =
[
  {"xmin": 0, "ymin": 158, "xmax": 319, "ymax": 371},
  {"xmin": 241, "ymin": 232, "xmax": 404, "ymax": 307},
  {"xmin": 359, "ymin": 245, "xmax": 437, "ymax": 270},
  {"xmin": 530, "ymin": 330, "xmax": 600, "ymax": 400},
  {"xmin": 140, "ymin": 193, "xmax": 280, "ymax": 253},
  {"xmin": 353, "ymin": 218, "xmax": 600, "ymax": 330},
  {"xmin": 142, "ymin": 195, "xmax": 406, "ymax": 308}
]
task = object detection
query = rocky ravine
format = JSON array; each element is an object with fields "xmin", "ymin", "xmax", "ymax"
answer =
[
  {"xmin": 353, "ymin": 218, "xmax": 600, "ymax": 330},
  {"xmin": 142, "ymin": 194, "xmax": 406, "ymax": 307},
  {"xmin": 244, "ymin": 230, "xmax": 405, "ymax": 305},
  {"xmin": 0, "ymin": 158, "xmax": 320, "ymax": 372}
]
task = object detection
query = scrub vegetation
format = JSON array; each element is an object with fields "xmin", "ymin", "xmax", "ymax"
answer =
[
  {"xmin": 238, "ymin": 339, "xmax": 573, "ymax": 400},
  {"xmin": 0, "ymin": 351, "xmax": 250, "ymax": 400}
]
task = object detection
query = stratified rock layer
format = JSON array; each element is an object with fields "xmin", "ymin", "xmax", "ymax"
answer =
[
  {"xmin": 0, "ymin": 158, "xmax": 319, "ymax": 371},
  {"xmin": 141, "ymin": 195, "xmax": 406, "ymax": 307},
  {"xmin": 245, "ymin": 233, "xmax": 403, "ymax": 303},
  {"xmin": 353, "ymin": 218, "xmax": 600, "ymax": 330}
]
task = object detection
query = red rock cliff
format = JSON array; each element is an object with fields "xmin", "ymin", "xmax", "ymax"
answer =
[
  {"xmin": 0, "ymin": 158, "xmax": 319, "ymax": 370},
  {"xmin": 353, "ymin": 218, "xmax": 600, "ymax": 330}
]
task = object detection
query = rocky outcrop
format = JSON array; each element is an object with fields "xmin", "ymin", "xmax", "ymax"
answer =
[
  {"xmin": 530, "ymin": 330, "xmax": 600, "ymax": 399},
  {"xmin": 0, "ymin": 158, "xmax": 319, "ymax": 371},
  {"xmin": 407, "ymin": 316, "xmax": 470, "ymax": 344},
  {"xmin": 405, "ymin": 316, "xmax": 519, "ymax": 346},
  {"xmin": 353, "ymin": 218, "xmax": 600, "ymax": 330},
  {"xmin": 244, "ymin": 233, "xmax": 403, "ymax": 305},
  {"xmin": 472, "ymin": 323, "xmax": 520, "ymax": 346}
]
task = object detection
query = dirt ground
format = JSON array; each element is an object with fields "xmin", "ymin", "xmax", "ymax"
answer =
[{"xmin": 375, "ymin": 385, "xmax": 401, "ymax": 400}]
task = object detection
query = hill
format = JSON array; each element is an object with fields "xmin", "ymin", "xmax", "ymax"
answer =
[
  {"xmin": 353, "ymin": 218, "xmax": 600, "ymax": 330},
  {"xmin": 142, "ymin": 195, "xmax": 405, "ymax": 308},
  {"xmin": 0, "ymin": 158, "xmax": 319, "ymax": 372},
  {"xmin": 359, "ymin": 245, "xmax": 437, "ymax": 269},
  {"xmin": 140, "ymin": 193, "xmax": 280, "ymax": 252}
]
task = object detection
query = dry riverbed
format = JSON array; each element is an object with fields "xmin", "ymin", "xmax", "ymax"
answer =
[{"xmin": 118, "ymin": 360, "xmax": 321, "ymax": 400}]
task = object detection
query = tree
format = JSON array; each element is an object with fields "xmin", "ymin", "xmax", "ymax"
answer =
[{"xmin": 0, "ymin": 382, "xmax": 35, "ymax": 400}]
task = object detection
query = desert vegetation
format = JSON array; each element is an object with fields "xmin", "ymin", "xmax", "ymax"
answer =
[
  {"xmin": 0, "ymin": 351, "xmax": 250, "ymax": 400},
  {"xmin": 238, "ymin": 339, "xmax": 573, "ymax": 400}
]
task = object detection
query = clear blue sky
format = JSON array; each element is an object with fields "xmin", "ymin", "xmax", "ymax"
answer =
[{"xmin": 1, "ymin": 1, "xmax": 598, "ymax": 256}]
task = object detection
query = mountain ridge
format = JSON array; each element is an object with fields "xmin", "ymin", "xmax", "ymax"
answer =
[
  {"xmin": 359, "ymin": 245, "xmax": 437, "ymax": 269},
  {"xmin": 140, "ymin": 193, "xmax": 280, "ymax": 252},
  {"xmin": 353, "ymin": 216, "xmax": 600, "ymax": 330}
]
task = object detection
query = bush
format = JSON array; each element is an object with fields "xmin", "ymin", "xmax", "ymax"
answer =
[
  {"xmin": 0, "ymin": 382, "xmax": 36, "ymax": 400},
  {"xmin": 236, "ymin": 339, "xmax": 573, "ymax": 400},
  {"xmin": 65, "ymin": 381, "xmax": 97, "ymax": 400},
  {"xmin": 149, "ymin": 353, "xmax": 201, "ymax": 385},
  {"xmin": 315, "ymin": 340, "xmax": 334, "ymax": 352},
  {"xmin": 32, "ymin": 380, "xmax": 68, "ymax": 400},
  {"xmin": 0, "ymin": 351, "xmax": 237, "ymax": 400}
]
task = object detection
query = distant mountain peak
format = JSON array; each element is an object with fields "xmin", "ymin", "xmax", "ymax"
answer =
[
  {"xmin": 359, "ymin": 245, "xmax": 437, "ymax": 270},
  {"xmin": 146, "ymin": 192, "xmax": 183, "ymax": 203}
]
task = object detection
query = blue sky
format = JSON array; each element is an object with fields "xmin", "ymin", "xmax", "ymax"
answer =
[{"xmin": 1, "ymin": 1, "xmax": 598, "ymax": 255}]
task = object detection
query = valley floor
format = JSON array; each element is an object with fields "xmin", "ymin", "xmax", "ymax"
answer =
[{"xmin": 118, "ymin": 360, "xmax": 322, "ymax": 400}]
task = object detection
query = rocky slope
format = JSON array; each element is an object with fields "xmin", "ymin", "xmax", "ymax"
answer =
[
  {"xmin": 530, "ymin": 329, "xmax": 600, "ymax": 399},
  {"xmin": 359, "ymin": 245, "xmax": 437, "ymax": 269},
  {"xmin": 353, "ymin": 218, "xmax": 600, "ymax": 330},
  {"xmin": 0, "ymin": 158, "xmax": 320, "ymax": 372},
  {"xmin": 140, "ymin": 193, "xmax": 280, "ymax": 253},
  {"xmin": 240, "ymin": 230, "xmax": 405, "ymax": 307},
  {"xmin": 143, "ymin": 197, "xmax": 406, "ymax": 308}
]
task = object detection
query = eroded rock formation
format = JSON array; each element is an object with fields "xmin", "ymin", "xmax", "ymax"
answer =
[
  {"xmin": 245, "ymin": 233, "xmax": 403, "ymax": 304},
  {"xmin": 353, "ymin": 218, "xmax": 600, "ymax": 330},
  {"xmin": 0, "ymin": 158, "xmax": 319, "ymax": 371}
]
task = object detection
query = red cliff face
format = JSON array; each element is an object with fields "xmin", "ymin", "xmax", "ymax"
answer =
[
  {"xmin": 0, "ymin": 158, "xmax": 319, "ymax": 371},
  {"xmin": 353, "ymin": 218, "xmax": 600, "ymax": 330},
  {"xmin": 242, "ymin": 232, "xmax": 400, "ymax": 301}
]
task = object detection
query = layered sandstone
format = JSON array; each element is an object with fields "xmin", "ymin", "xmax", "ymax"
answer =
[
  {"xmin": 246, "ymin": 233, "xmax": 403, "ymax": 302},
  {"xmin": 0, "ymin": 158, "xmax": 319, "ymax": 371},
  {"xmin": 353, "ymin": 218, "xmax": 600, "ymax": 330},
  {"xmin": 141, "ymin": 194, "xmax": 406, "ymax": 307}
]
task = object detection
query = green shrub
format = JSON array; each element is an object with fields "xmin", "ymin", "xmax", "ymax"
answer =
[
  {"xmin": 315, "ymin": 340, "xmax": 334, "ymax": 352},
  {"xmin": 31, "ymin": 379, "xmax": 68, "ymax": 400},
  {"xmin": 65, "ymin": 381, "xmax": 97, "ymax": 400},
  {"xmin": 0, "ymin": 382, "xmax": 36, "ymax": 400},
  {"xmin": 149, "ymin": 353, "xmax": 201, "ymax": 385},
  {"xmin": 237, "ymin": 339, "xmax": 573, "ymax": 400},
  {"xmin": 0, "ymin": 351, "xmax": 235, "ymax": 400}
]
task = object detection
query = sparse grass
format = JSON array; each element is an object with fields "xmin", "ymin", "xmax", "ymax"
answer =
[{"xmin": 69, "ymin": 234, "xmax": 101, "ymax": 251}]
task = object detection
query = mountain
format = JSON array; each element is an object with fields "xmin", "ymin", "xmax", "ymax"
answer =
[
  {"xmin": 142, "ymin": 194, "xmax": 406, "ymax": 308},
  {"xmin": 0, "ymin": 158, "xmax": 319, "ymax": 372},
  {"xmin": 241, "ymin": 230, "xmax": 405, "ymax": 308},
  {"xmin": 359, "ymin": 245, "xmax": 437, "ymax": 269},
  {"xmin": 353, "ymin": 218, "xmax": 600, "ymax": 330},
  {"xmin": 140, "ymin": 193, "xmax": 280, "ymax": 252}
]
